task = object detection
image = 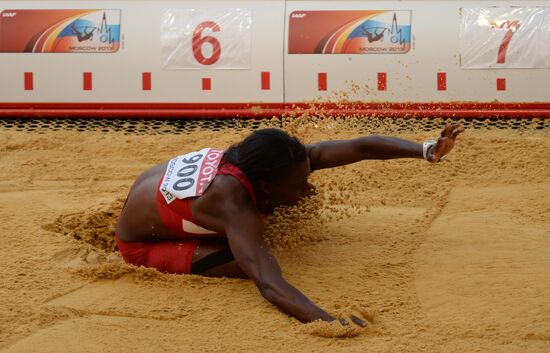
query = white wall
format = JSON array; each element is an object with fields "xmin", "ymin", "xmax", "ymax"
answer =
[{"xmin": 0, "ymin": 0, "xmax": 548, "ymax": 105}]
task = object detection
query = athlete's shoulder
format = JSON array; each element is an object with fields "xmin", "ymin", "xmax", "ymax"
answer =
[
  {"xmin": 197, "ymin": 173, "xmax": 259, "ymax": 223},
  {"xmin": 212, "ymin": 173, "xmax": 252, "ymax": 204}
]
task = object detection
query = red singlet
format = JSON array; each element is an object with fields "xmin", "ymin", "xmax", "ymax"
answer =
[{"xmin": 116, "ymin": 160, "xmax": 255, "ymax": 274}]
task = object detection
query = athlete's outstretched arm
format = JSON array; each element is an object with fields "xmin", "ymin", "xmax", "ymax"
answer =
[
  {"xmin": 307, "ymin": 123, "xmax": 463, "ymax": 171},
  {"xmin": 224, "ymin": 202, "xmax": 335, "ymax": 323}
]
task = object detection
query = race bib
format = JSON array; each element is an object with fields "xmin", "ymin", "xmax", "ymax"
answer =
[{"xmin": 160, "ymin": 148, "xmax": 224, "ymax": 204}]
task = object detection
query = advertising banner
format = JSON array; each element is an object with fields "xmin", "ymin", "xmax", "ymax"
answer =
[
  {"xmin": 0, "ymin": 9, "xmax": 121, "ymax": 53},
  {"xmin": 288, "ymin": 10, "xmax": 412, "ymax": 54}
]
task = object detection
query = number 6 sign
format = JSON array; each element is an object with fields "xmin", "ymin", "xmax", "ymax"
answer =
[
  {"xmin": 192, "ymin": 21, "xmax": 222, "ymax": 65},
  {"xmin": 161, "ymin": 8, "xmax": 252, "ymax": 69},
  {"xmin": 460, "ymin": 8, "xmax": 550, "ymax": 69}
]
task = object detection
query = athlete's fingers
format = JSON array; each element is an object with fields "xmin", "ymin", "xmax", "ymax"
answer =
[
  {"xmin": 452, "ymin": 126, "xmax": 465, "ymax": 138},
  {"xmin": 338, "ymin": 318, "xmax": 350, "ymax": 326},
  {"xmin": 349, "ymin": 315, "xmax": 368, "ymax": 328},
  {"xmin": 447, "ymin": 123, "xmax": 456, "ymax": 134},
  {"xmin": 440, "ymin": 123, "xmax": 452, "ymax": 137},
  {"xmin": 441, "ymin": 124, "xmax": 462, "ymax": 141},
  {"xmin": 448, "ymin": 123, "xmax": 461, "ymax": 135}
]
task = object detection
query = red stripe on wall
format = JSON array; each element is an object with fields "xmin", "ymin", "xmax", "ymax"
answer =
[
  {"xmin": 202, "ymin": 78, "xmax": 211, "ymax": 91},
  {"xmin": 378, "ymin": 72, "xmax": 387, "ymax": 91},
  {"xmin": 1, "ymin": 102, "xmax": 549, "ymax": 119},
  {"xmin": 497, "ymin": 78, "xmax": 506, "ymax": 91},
  {"xmin": 83, "ymin": 72, "xmax": 92, "ymax": 91},
  {"xmin": 318, "ymin": 72, "xmax": 327, "ymax": 91},
  {"xmin": 24, "ymin": 72, "xmax": 33, "ymax": 91},
  {"xmin": 437, "ymin": 72, "xmax": 447, "ymax": 91},
  {"xmin": 261, "ymin": 72, "xmax": 270, "ymax": 90},
  {"xmin": 142, "ymin": 72, "xmax": 152, "ymax": 91}
]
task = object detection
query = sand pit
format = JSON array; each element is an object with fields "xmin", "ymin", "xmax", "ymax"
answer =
[{"xmin": 0, "ymin": 117, "xmax": 549, "ymax": 352}]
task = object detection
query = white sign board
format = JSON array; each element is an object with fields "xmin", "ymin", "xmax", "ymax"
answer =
[
  {"xmin": 161, "ymin": 8, "xmax": 252, "ymax": 70},
  {"xmin": 460, "ymin": 7, "xmax": 550, "ymax": 69}
]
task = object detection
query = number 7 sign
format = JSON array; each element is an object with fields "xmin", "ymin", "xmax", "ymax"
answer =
[
  {"xmin": 460, "ymin": 8, "xmax": 550, "ymax": 69},
  {"xmin": 161, "ymin": 9, "xmax": 252, "ymax": 69}
]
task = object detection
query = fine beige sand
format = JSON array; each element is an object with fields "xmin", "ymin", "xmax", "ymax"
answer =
[{"xmin": 0, "ymin": 117, "xmax": 549, "ymax": 352}]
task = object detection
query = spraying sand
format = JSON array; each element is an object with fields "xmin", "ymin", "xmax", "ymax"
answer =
[{"xmin": 0, "ymin": 117, "xmax": 549, "ymax": 352}]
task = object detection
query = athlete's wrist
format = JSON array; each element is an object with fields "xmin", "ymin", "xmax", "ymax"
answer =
[{"xmin": 423, "ymin": 140, "xmax": 437, "ymax": 162}]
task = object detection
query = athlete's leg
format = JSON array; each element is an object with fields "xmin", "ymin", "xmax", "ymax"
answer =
[
  {"xmin": 145, "ymin": 239, "xmax": 199, "ymax": 274},
  {"xmin": 191, "ymin": 238, "xmax": 248, "ymax": 279},
  {"xmin": 117, "ymin": 234, "xmax": 246, "ymax": 277}
]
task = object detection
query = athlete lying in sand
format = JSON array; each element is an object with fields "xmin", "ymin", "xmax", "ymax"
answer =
[{"xmin": 116, "ymin": 123, "xmax": 463, "ymax": 325}]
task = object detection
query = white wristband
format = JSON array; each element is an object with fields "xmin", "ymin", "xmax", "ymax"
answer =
[{"xmin": 423, "ymin": 140, "xmax": 437, "ymax": 160}]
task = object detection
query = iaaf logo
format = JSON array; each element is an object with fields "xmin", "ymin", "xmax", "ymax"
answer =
[
  {"xmin": 291, "ymin": 13, "xmax": 306, "ymax": 19},
  {"xmin": 2, "ymin": 12, "xmax": 17, "ymax": 17}
]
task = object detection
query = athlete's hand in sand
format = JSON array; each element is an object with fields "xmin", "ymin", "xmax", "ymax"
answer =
[
  {"xmin": 427, "ymin": 123, "xmax": 464, "ymax": 163},
  {"xmin": 303, "ymin": 182, "xmax": 316, "ymax": 198},
  {"xmin": 339, "ymin": 315, "xmax": 368, "ymax": 328}
]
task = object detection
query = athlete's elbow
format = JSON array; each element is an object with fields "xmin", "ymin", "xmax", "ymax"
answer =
[
  {"xmin": 256, "ymin": 278, "xmax": 284, "ymax": 303},
  {"xmin": 257, "ymin": 279, "xmax": 274, "ymax": 297},
  {"xmin": 359, "ymin": 135, "xmax": 383, "ymax": 149},
  {"xmin": 359, "ymin": 135, "xmax": 390, "ymax": 159},
  {"xmin": 258, "ymin": 285, "xmax": 276, "ymax": 302},
  {"xmin": 358, "ymin": 136, "xmax": 378, "ymax": 158}
]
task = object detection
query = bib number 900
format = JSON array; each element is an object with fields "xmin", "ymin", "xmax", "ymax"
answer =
[{"xmin": 172, "ymin": 154, "xmax": 203, "ymax": 191}]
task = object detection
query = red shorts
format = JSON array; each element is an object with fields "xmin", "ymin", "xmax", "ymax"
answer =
[{"xmin": 115, "ymin": 233, "xmax": 199, "ymax": 274}]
